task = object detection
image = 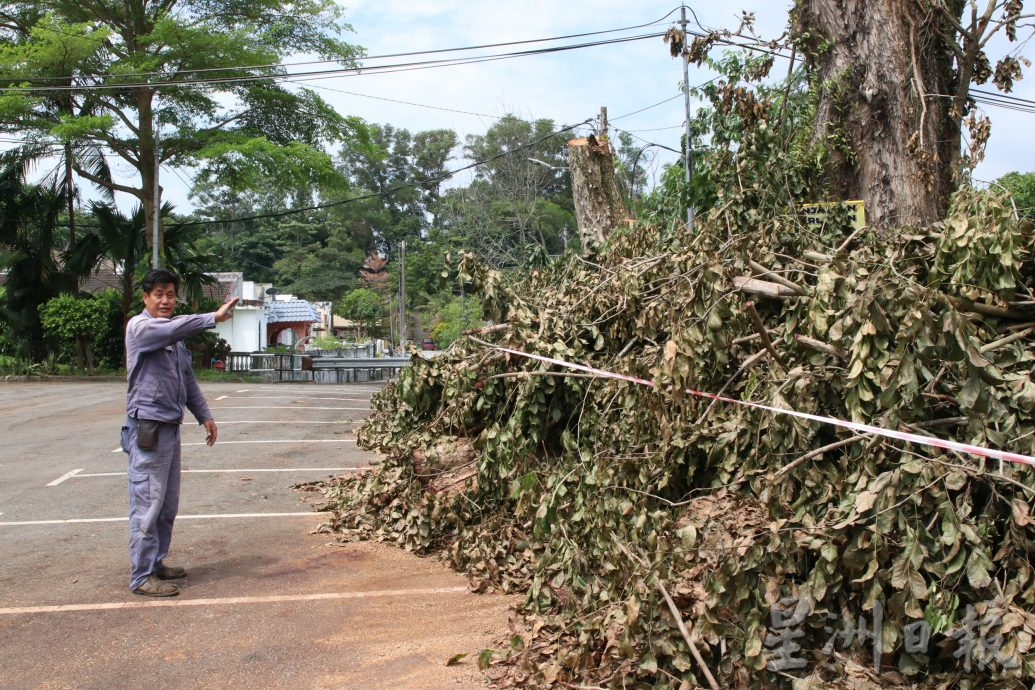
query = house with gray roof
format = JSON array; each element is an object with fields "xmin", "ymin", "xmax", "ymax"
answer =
[{"xmin": 267, "ymin": 298, "xmax": 321, "ymax": 347}]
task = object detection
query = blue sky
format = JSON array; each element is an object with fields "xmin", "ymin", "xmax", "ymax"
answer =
[{"xmin": 107, "ymin": 1, "xmax": 1035, "ymax": 210}]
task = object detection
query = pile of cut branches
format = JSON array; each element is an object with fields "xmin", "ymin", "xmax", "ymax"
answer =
[{"xmin": 320, "ymin": 186, "xmax": 1035, "ymax": 688}]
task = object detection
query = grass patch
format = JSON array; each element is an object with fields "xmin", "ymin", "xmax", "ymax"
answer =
[{"xmin": 193, "ymin": 369, "xmax": 268, "ymax": 383}]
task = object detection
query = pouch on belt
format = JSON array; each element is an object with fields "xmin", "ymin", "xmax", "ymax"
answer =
[{"xmin": 136, "ymin": 419, "xmax": 162, "ymax": 451}]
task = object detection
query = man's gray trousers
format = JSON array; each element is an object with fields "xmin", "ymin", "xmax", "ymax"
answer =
[{"xmin": 121, "ymin": 417, "xmax": 181, "ymax": 590}]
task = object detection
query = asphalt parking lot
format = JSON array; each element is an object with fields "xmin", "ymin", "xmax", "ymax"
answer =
[{"xmin": 0, "ymin": 381, "xmax": 512, "ymax": 689}]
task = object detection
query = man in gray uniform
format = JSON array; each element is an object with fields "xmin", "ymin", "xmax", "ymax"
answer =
[{"xmin": 122, "ymin": 269, "xmax": 238, "ymax": 597}]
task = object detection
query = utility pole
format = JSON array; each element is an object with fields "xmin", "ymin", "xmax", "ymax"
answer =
[
  {"xmin": 152, "ymin": 123, "xmax": 161, "ymax": 269},
  {"xmin": 679, "ymin": 5, "xmax": 695, "ymax": 233},
  {"xmin": 599, "ymin": 105, "xmax": 608, "ymax": 142},
  {"xmin": 388, "ymin": 294, "xmax": 395, "ymax": 353},
  {"xmin": 399, "ymin": 240, "xmax": 407, "ymax": 348}
]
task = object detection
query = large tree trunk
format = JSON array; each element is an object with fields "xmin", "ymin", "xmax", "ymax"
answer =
[
  {"xmin": 568, "ymin": 135, "xmax": 629, "ymax": 244},
  {"xmin": 793, "ymin": 0, "xmax": 962, "ymax": 229}
]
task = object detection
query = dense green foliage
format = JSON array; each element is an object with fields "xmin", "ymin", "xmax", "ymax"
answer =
[
  {"xmin": 0, "ymin": 0, "xmax": 368, "ymax": 255},
  {"xmin": 996, "ymin": 171, "xmax": 1035, "ymax": 219},
  {"xmin": 0, "ymin": 160, "xmax": 79, "ymax": 361},
  {"xmin": 327, "ymin": 185, "xmax": 1035, "ymax": 690},
  {"xmin": 339, "ymin": 287, "xmax": 384, "ymax": 339},
  {"xmin": 38, "ymin": 291, "xmax": 108, "ymax": 372},
  {"xmin": 319, "ymin": 45, "xmax": 1035, "ymax": 689}
]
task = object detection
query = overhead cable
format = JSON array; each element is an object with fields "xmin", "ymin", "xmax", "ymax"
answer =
[
  {"xmin": 13, "ymin": 8, "xmax": 684, "ymax": 83},
  {"xmin": 0, "ymin": 33, "xmax": 665, "ymax": 93}
]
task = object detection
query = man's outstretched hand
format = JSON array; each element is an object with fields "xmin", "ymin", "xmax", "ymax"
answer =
[
  {"xmin": 204, "ymin": 419, "xmax": 218, "ymax": 446},
  {"xmin": 215, "ymin": 297, "xmax": 240, "ymax": 323}
]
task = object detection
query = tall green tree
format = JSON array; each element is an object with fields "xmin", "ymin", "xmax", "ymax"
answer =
[
  {"xmin": 270, "ymin": 215, "xmax": 365, "ymax": 302},
  {"xmin": 0, "ymin": 0, "xmax": 367, "ymax": 255},
  {"xmin": 338, "ymin": 124, "xmax": 458, "ymax": 253},
  {"xmin": 0, "ymin": 14, "xmax": 114, "ymax": 243},
  {"xmin": 339, "ymin": 287, "xmax": 383, "ymax": 340},
  {"xmin": 438, "ymin": 115, "xmax": 577, "ymax": 268}
]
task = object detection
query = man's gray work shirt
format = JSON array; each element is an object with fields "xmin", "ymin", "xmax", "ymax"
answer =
[{"xmin": 125, "ymin": 311, "xmax": 216, "ymax": 424}]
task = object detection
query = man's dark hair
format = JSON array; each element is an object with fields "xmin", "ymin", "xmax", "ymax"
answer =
[{"xmin": 141, "ymin": 269, "xmax": 181, "ymax": 295}]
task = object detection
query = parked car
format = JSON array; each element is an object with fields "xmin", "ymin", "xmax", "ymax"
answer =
[{"xmin": 421, "ymin": 338, "xmax": 437, "ymax": 351}]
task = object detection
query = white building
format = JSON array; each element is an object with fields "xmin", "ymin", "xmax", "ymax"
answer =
[
  {"xmin": 207, "ymin": 273, "xmax": 323, "ymax": 352},
  {"xmin": 208, "ymin": 272, "xmax": 270, "ymax": 353}
]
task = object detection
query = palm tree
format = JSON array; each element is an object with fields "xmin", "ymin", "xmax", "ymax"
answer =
[
  {"xmin": 64, "ymin": 201, "xmax": 146, "ymax": 327},
  {"xmin": 66, "ymin": 203, "xmax": 217, "ymax": 327},
  {"xmin": 0, "ymin": 159, "xmax": 78, "ymax": 362}
]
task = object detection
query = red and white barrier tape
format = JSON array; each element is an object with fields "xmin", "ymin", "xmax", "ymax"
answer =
[{"xmin": 486, "ymin": 344, "xmax": 1035, "ymax": 468}]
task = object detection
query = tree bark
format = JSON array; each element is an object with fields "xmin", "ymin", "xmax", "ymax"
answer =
[
  {"xmin": 567, "ymin": 135, "xmax": 629, "ymax": 244},
  {"xmin": 793, "ymin": 0, "xmax": 962, "ymax": 229}
]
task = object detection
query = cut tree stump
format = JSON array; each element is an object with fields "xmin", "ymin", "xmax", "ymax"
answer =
[{"xmin": 568, "ymin": 135, "xmax": 629, "ymax": 245}]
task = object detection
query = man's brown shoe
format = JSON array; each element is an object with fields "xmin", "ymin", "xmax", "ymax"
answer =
[
  {"xmin": 132, "ymin": 575, "xmax": 179, "ymax": 597},
  {"xmin": 155, "ymin": 563, "xmax": 187, "ymax": 580}
]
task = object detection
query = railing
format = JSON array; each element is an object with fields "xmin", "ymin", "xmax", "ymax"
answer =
[
  {"xmin": 304, "ymin": 345, "xmax": 376, "ymax": 358},
  {"xmin": 224, "ymin": 351, "xmax": 408, "ymax": 383},
  {"xmin": 308, "ymin": 356, "xmax": 410, "ymax": 384},
  {"xmin": 226, "ymin": 352, "xmax": 275, "ymax": 375}
]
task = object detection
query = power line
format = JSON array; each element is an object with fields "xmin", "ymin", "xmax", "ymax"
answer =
[
  {"xmin": 611, "ymin": 126, "xmax": 681, "ymax": 154},
  {"xmin": 0, "ymin": 32, "xmax": 666, "ymax": 94},
  {"xmin": 12, "ymin": 9, "xmax": 684, "ymax": 83},
  {"xmin": 972, "ymin": 88, "xmax": 1035, "ymax": 106},
  {"xmin": 670, "ymin": 24, "xmax": 1035, "ymax": 115},
  {"xmin": 610, "ymin": 94, "xmax": 684, "ymax": 121},
  {"xmin": 305, "ymin": 84, "xmax": 507, "ymax": 121},
  {"xmin": 621, "ymin": 124, "xmax": 685, "ymax": 132}
]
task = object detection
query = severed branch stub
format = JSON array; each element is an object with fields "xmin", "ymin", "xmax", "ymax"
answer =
[
  {"xmin": 795, "ymin": 334, "xmax": 846, "ymax": 360},
  {"xmin": 568, "ymin": 134, "xmax": 630, "ymax": 245},
  {"xmin": 462, "ymin": 323, "xmax": 510, "ymax": 337},
  {"xmin": 733, "ymin": 275, "xmax": 802, "ymax": 299},
  {"xmin": 946, "ymin": 295, "xmax": 1032, "ymax": 321}
]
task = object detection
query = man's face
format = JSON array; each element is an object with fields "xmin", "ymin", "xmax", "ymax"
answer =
[{"xmin": 142, "ymin": 283, "xmax": 177, "ymax": 319}]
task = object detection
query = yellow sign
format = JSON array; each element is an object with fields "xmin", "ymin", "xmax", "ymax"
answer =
[{"xmin": 801, "ymin": 200, "xmax": 866, "ymax": 230}]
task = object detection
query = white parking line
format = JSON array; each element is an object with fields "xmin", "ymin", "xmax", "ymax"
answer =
[
  {"xmin": 234, "ymin": 388, "xmax": 383, "ymax": 394},
  {"xmin": 182, "ymin": 439, "xmax": 356, "ymax": 447},
  {"xmin": 111, "ymin": 439, "xmax": 357, "ymax": 452},
  {"xmin": 46, "ymin": 469, "xmax": 84, "ymax": 486},
  {"xmin": 68, "ymin": 467, "xmax": 365, "ymax": 479},
  {"xmin": 219, "ymin": 396, "xmax": 371, "ymax": 402},
  {"xmin": 0, "ymin": 512, "xmax": 318, "ymax": 526},
  {"xmin": 212, "ymin": 406, "xmax": 370, "ymax": 411},
  {"xmin": 215, "ymin": 420, "xmax": 355, "ymax": 425},
  {"xmin": 0, "ymin": 587, "xmax": 469, "ymax": 615}
]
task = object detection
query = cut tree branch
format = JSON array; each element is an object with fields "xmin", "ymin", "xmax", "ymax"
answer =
[
  {"xmin": 746, "ymin": 302, "xmax": 787, "ymax": 368},
  {"xmin": 655, "ymin": 579, "xmax": 721, "ymax": 690},
  {"xmin": 775, "ymin": 435, "xmax": 869, "ymax": 478},
  {"xmin": 794, "ymin": 334, "xmax": 846, "ymax": 360},
  {"xmin": 748, "ymin": 259, "xmax": 808, "ymax": 295},
  {"xmin": 733, "ymin": 276, "xmax": 802, "ymax": 299}
]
